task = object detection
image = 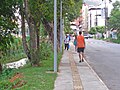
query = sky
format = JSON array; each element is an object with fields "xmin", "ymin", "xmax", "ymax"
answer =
[
  {"xmin": 83, "ymin": 0, "xmax": 120, "ymax": 6},
  {"xmin": 83, "ymin": 0, "xmax": 120, "ymax": 15},
  {"xmin": 83, "ymin": 0, "xmax": 102, "ymax": 6}
]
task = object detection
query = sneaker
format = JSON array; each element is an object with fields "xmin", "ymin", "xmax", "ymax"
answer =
[{"xmin": 79, "ymin": 60, "xmax": 81, "ymax": 63}]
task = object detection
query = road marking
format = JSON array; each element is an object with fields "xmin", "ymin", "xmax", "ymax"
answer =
[{"xmin": 69, "ymin": 51, "xmax": 84, "ymax": 90}]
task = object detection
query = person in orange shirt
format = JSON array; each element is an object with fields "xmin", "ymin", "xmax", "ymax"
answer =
[{"xmin": 77, "ymin": 31, "xmax": 85, "ymax": 62}]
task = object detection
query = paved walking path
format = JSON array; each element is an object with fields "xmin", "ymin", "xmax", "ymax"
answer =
[{"xmin": 54, "ymin": 42, "xmax": 109, "ymax": 90}]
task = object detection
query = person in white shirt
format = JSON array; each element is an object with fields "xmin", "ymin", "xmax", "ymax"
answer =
[{"xmin": 64, "ymin": 35, "xmax": 70, "ymax": 50}]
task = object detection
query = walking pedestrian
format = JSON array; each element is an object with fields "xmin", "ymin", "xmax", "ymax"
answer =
[
  {"xmin": 73, "ymin": 35, "xmax": 77, "ymax": 51},
  {"xmin": 68, "ymin": 34, "xmax": 71, "ymax": 49},
  {"xmin": 64, "ymin": 34, "xmax": 70, "ymax": 50},
  {"xmin": 77, "ymin": 31, "xmax": 85, "ymax": 62}
]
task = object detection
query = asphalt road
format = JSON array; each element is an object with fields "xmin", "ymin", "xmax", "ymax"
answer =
[{"xmin": 85, "ymin": 39, "xmax": 120, "ymax": 90}]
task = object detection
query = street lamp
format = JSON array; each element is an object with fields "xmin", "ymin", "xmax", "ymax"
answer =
[{"xmin": 54, "ymin": 0, "xmax": 57, "ymax": 72}]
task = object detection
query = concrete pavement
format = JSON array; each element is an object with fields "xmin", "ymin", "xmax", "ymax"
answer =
[{"xmin": 54, "ymin": 42, "xmax": 109, "ymax": 90}]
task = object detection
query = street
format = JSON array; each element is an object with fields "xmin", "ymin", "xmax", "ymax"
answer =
[{"xmin": 85, "ymin": 39, "xmax": 120, "ymax": 90}]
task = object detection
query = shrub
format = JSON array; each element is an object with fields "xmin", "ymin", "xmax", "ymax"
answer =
[
  {"xmin": 39, "ymin": 42, "xmax": 53, "ymax": 61},
  {"xmin": 0, "ymin": 68, "xmax": 17, "ymax": 89},
  {"xmin": 89, "ymin": 26, "xmax": 105, "ymax": 34}
]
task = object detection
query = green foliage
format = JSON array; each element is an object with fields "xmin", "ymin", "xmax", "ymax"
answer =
[
  {"xmin": 28, "ymin": 0, "xmax": 82, "ymax": 30},
  {"xmin": 0, "ymin": 0, "xmax": 19, "ymax": 57},
  {"xmin": 16, "ymin": 66, "xmax": 57, "ymax": 90},
  {"xmin": 0, "ymin": 68, "xmax": 16, "ymax": 80},
  {"xmin": 111, "ymin": 39, "xmax": 120, "ymax": 43},
  {"xmin": 27, "ymin": 0, "xmax": 82, "ymax": 35},
  {"xmin": 89, "ymin": 26, "xmax": 105, "ymax": 34},
  {"xmin": 7, "ymin": 47, "xmax": 62, "ymax": 90},
  {"xmin": 0, "ymin": 37, "xmax": 62, "ymax": 90},
  {"xmin": 28, "ymin": 0, "xmax": 54, "ymax": 23},
  {"xmin": 89, "ymin": 27, "xmax": 97, "ymax": 34},
  {"xmin": 39, "ymin": 23, "xmax": 54, "ymax": 64},
  {"xmin": 96, "ymin": 26, "xmax": 105, "ymax": 33},
  {"xmin": 111, "ymin": 33, "xmax": 120, "ymax": 43},
  {"xmin": 40, "ymin": 23, "xmax": 47, "ymax": 37},
  {"xmin": 0, "ymin": 36, "xmax": 26, "ymax": 64},
  {"xmin": 117, "ymin": 33, "xmax": 120, "ymax": 39},
  {"xmin": 108, "ymin": 1, "xmax": 120, "ymax": 31},
  {"xmin": 63, "ymin": 0, "xmax": 82, "ymax": 21},
  {"xmin": 39, "ymin": 42, "xmax": 53, "ymax": 62},
  {"xmin": 63, "ymin": 0, "xmax": 82, "ymax": 33},
  {"xmin": 105, "ymin": 37, "xmax": 120, "ymax": 44},
  {"xmin": 0, "ymin": 0, "xmax": 19, "ymax": 32},
  {"xmin": 0, "ymin": 68, "xmax": 16, "ymax": 89},
  {"xmin": 0, "ymin": 33, "xmax": 14, "ymax": 54},
  {"xmin": 1, "ymin": 52, "xmax": 26, "ymax": 64},
  {"xmin": 0, "ymin": 80, "xmax": 12, "ymax": 90}
]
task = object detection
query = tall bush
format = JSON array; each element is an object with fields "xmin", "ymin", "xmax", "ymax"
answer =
[{"xmin": 89, "ymin": 26, "xmax": 105, "ymax": 34}]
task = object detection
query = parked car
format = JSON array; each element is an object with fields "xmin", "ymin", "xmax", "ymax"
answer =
[
  {"xmin": 83, "ymin": 34, "xmax": 93, "ymax": 39},
  {"xmin": 84, "ymin": 34, "xmax": 89, "ymax": 39},
  {"xmin": 88, "ymin": 34, "xmax": 94, "ymax": 38}
]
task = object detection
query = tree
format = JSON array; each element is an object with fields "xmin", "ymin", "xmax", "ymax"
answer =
[
  {"xmin": 0, "ymin": 0, "xmax": 83, "ymax": 68},
  {"xmin": 108, "ymin": 1, "xmax": 120, "ymax": 32},
  {"xmin": 0, "ymin": 0, "xmax": 18, "ymax": 53},
  {"xmin": 0, "ymin": 0, "xmax": 19, "ymax": 73}
]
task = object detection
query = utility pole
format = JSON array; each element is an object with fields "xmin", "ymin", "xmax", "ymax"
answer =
[
  {"xmin": 54, "ymin": 0, "xmax": 57, "ymax": 72},
  {"xmin": 103, "ymin": 0, "xmax": 110, "ymax": 32},
  {"xmin": 90, "ymin": 11, "xmax": 92, "ymax": 28},
  {"xmin": 95, "ymin": 9, "xmax": 98, "ymax": 26},
  {"xmin": 104, "ymin": 0, "xmax": 107, "ymax": 33},
  {"xmin": 60, "ymin": 0, "xmax": 63, "ymax": 53}
]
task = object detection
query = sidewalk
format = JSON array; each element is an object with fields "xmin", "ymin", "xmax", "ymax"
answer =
[{"xmin": 54, "ymin": 42, "xmax": 109, "ymax": 90}]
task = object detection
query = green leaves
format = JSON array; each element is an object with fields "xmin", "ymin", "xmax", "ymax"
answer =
[
  {"xmin": 63, "ymin": 0, "xmax": 82, "ymax": 21},
  {"xmin": 89, "ymin": 26, "xmax": 105, "ymax": 34},
  {"xmin": 108, "ymin": 1, "xmax": 120, "ymax": 30},
  {"xmin": 0, "ymin": 0, "xmax": 18, "ymax": 56}
]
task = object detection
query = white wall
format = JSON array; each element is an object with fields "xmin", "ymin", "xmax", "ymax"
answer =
[{"xmin": 88, "ymin": 7, "xmax": 105, "ymax": 31}]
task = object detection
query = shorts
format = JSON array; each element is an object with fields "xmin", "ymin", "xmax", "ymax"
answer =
[{"xmin": 77, "ymin": 47, "xmax": 85, "ymax": 53}]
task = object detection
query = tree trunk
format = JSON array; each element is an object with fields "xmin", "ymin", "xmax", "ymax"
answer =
[
  {"xmin": 29, "ymin": 20, "xmax": 38, "ymax": 65},
  {"xmin": 57, "ymin": 27, "xmax": 60, "ymax": 51},
  {"xmin": 36, "ymin": 28, "xmax": 39, "ymax": 49},
  {"xmin": 57, "ymin": 18, "xmax": 61, "ymax": 51},
  {"xmin": 35, "ymin": 22, "xmax": 40, "ymax": 50},
  {"xmin": 42, "ymin": 18, "xmax": 61, "ymax": 51},
  {"xmin": 42, "ymin": 18, "xmax": 54, "ymax": 47},
  {"xmin": 20, "ymin": 5, "xmax": 31, "ymax": 60},
  {"xmin": 24, "ymin": 0, "xmax": 39, "ymax": 66}
]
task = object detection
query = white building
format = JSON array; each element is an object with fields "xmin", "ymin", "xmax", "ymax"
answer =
[
  {"xmin": 88, "ymin": 5, "xmax": 105, "ymax": 31},
  {"xmin": 87, "ymin": 0, "xmax": 115, "ymax": 31},
  {"xmin": 81, "ymin": 3, "xmax": 89, "ymax": 32}
]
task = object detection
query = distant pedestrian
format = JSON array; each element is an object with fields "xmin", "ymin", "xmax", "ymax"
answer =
[
  {"xmin": 64, "ymin": 34, "xmax": 70, "ymax": 50},
  {"xmin": 68, "ymin": 34, "xmax": 71, "ymax": 49},
  {"xmin": 77, "ymin": 31, "xmax": 85, "ymax": 62},
  {"xmin": 73, "ymin": 35, "xmax": 77, "ymax": 51}
]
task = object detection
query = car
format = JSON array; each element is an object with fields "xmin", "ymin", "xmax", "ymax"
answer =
[
  {"xmin": 83, "ymin": 34, "xmax": 89, "ymax": 39},
  {"xmin": 88, "ymin": 34, "xmax": 94, "ymax": 38},
  {"xmin": 83, "ymin": 34, "xmax": 94, "ymax": 39}
]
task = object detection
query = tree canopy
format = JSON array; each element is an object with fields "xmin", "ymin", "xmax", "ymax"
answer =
[
  {"xmin": 0, "ymin": 0, "xmax": 18, "ymax": 54},
  {"xmin": 108, "ymin": 1, "xmax": 120, "ymax": 31},
  {"xmin": 0, "ymin": 0, "xmax": 83, "ymax": 66}
]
